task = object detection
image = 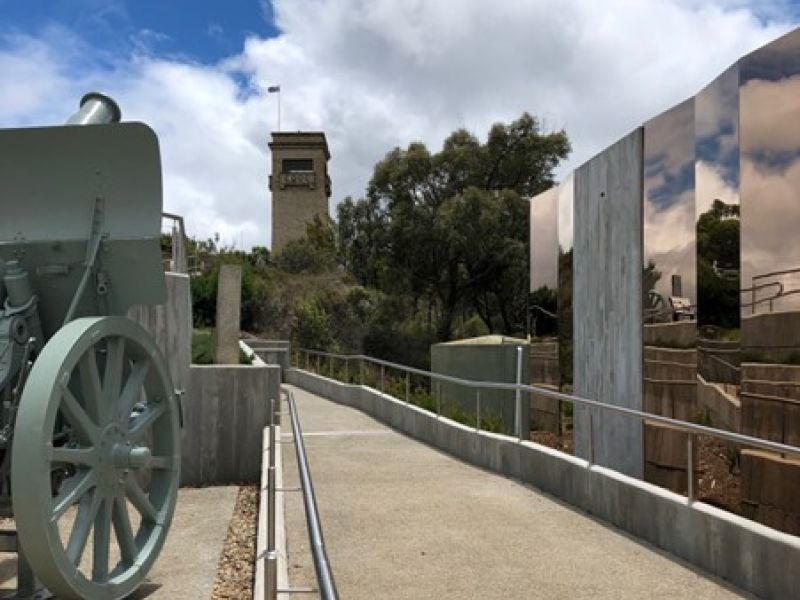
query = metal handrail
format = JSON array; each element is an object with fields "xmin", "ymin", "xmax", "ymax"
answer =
[
  {"xmin": 286, "ymin": 388, "xmax": 338, "ymax": 599},
  {"xmin": 743, "ymin": 266, "xmax": 800, "ymax": 313},
  {"xmin": 263, "ymin": 389, "xmax": 338, "ymax": 600},
  {"xmin": 292, "ymin": 348, "xmax": 800, "ymax": 462}
]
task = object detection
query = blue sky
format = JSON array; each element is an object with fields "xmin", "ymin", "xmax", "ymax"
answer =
[
  {"xmin": 0, "ymin": 0, "xmax": 279, "ymax": 64},
  {"xmin": 1, "ymin": 1, "xmax": 798, "ymax": 249}
]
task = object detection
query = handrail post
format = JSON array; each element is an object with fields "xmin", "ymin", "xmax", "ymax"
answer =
[
  {"xmin": 265, "ymin": 397, "xmax": 278, "ymax": 599},
  {"xmin": 687, "ymin": 433, "xmax": 695, "ymax": 502},
  {"xmin": 476, "ymin": 388, "xmax": 481, "ymax": 432},
  {"xmin": 588, "ymin": 409, "xmax": 595, "ymax": 465},
  {"xmin": 515, "ymin": 346, "xmax": 523, "ymax": 441},
  {"xmin": 305, "ymin": 351, "xmax": 309, "ymax": 370}
]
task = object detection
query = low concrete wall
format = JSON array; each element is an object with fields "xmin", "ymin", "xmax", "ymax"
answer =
[
  {"xmin": 182, "ymin": 364, "xmax": 281, "ymax": 486},
  {"xmin": 643, "ymin": 322, "xmax": 696, "ymax": 347},
  {"xmin": 697, "ymin": 375, "xmax": 741, "ymax": 432},
  {"xmin": 742, "ymin": 311, "xmax": 800, "ymax": 361},
  {"xmin": 245, "ymin": 339, "xmax": 291, "ymax": 373},
  {"xmin": 286, "ymin": 368, "xmax": 800, "ymax": 600}
]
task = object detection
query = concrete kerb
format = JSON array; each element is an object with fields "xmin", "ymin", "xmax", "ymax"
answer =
[
  {"xmin": 285, "ymin": 367, "xmax": 800, "ymax": 600},
  {"xmin": 254, "ymin": 425, "xmax": 289, "ymax": 600}
]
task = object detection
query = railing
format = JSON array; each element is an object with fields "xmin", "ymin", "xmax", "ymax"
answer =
[
  {"xmin": 291, "ymin": 348, "xmax": 800, "ymax": 501},
  {"xmin": 161, "ymin": 212, "xmax": 188, "ymax": 274},
  {"xmin": 742, "ymin": 266, "xmax": 800, "ymax": 314},
  {"xmin": 264, "ymin": 388, "xmax": 338, "ymax": 600}
]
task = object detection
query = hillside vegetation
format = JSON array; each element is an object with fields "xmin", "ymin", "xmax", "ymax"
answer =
[{"xmin": 186, "ymin": 113, "xmax": 570, "ymax": 370}]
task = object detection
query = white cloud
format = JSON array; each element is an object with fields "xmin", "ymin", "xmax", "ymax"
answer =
[{"xmin": 0, "ymin": 1, "xmax": 795, "ymax": 249}]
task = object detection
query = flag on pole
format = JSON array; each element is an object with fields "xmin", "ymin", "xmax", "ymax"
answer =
[{"xmin": 267, "ymin": 85, "xmax": 280, "ymax": 93}]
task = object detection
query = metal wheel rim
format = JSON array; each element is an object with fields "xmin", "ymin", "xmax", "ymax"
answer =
[{"xmin": 11, "ymin": 316, "xmax": 180, "ymax": 600}]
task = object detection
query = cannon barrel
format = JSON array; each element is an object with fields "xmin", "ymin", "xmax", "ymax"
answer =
[{"xmin": 65, "ymin": 92, "xmax": 121, "ymax": 125}]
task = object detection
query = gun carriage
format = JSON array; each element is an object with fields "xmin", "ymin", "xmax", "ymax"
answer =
[{"xmin": 0, "ymin": 94, "xmax": 181, "ymax": 599}]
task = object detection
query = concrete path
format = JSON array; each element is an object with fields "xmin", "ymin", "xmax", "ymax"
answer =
[
  {"xmin": 282, "ymin": 385, "xmax": 748, "ymax": 599},
  {"xmin": 132, "ymin": 486, "xmax": 237, "ymax": 599},
  {"xmin": 0, "ymin": 486, "xmax": 237, "ymax": 599}
]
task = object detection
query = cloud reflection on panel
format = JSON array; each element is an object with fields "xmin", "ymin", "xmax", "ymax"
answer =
[
  {"xmin": 643, "ymin": 98, "xmax": 696, "ymax": 321},
  {"xmin": 741, "ymin": 28, "xmax": 800, "ymax": 317}
]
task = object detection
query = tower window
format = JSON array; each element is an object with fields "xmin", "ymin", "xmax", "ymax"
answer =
[{"xmin": 282, "ymin": 158, "xmax": 314, "ymax": 173}]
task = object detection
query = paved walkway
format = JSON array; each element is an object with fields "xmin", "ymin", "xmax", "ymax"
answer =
[
  {"xmin": 0, "ymin": 486, "xmax": 237, "ymax": 599},
  {"xmin": 282, "ymin": 385, "xmax": 748, "ymax": 599}
]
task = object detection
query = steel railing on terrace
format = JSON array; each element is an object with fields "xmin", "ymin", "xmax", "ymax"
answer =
[{"xmin": 290, "ymin": 347, "xmax": 800, "ymax": 504}]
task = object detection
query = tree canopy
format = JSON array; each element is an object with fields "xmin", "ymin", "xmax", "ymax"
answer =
[{"xmin": 337, "ymin": 113, "xmax": 570, "ymax": 340}]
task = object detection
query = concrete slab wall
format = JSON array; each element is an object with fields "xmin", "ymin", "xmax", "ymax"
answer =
[
  {"xmin": 128, "ymin": 272, "xmax": 192, "ymax": 396},
  {"xmin": 573, "ymin": 129, "xmax": 644, "ymax": 478},
  {"xmin": 216, "ymin": 264, "xmax": 242, "ymax": 364},
  {"xmin": 286, "ymin": 368, "xmax": 800, "ymax": 600},
  {"xmin": 182, "ymin": 364, "xmax": 281, "ymax": 486}
]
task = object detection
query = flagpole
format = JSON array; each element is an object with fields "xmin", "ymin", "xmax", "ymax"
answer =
[{"xmin": 267, "ymin": 84, "xmax": 281, "ymax": 131}]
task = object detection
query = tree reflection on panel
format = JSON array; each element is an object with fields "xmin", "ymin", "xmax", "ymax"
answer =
[{"xmin": 695, "ymin": 65, "xmax": 741, "ymax": 388}]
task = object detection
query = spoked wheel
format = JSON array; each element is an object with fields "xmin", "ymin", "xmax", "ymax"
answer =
[{"xmin": 11, "ymin": 316, "xmax": 181, "ymax": 600}]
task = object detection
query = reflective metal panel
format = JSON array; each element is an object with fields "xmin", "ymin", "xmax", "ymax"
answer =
[
  {"xmin": 530, "ymin": 187, "xmax": 559, "ymax": 293},
  {"xmin": 529, "ymin": 185, "xmax": 562, "ymax": 435},
  {"xmin": 695, "ymin": 65, "xmax": 741, "ymax": 388},
  {"xmin": 642, "ymin": 99, "xmax": 697, "ymax": 494},
  {"xmin": 737, "ymin": 28, "xmax": 800, "ymax": 536},
  {"xmin": 530, "ymin": 186, "xmax": 558, "ymax": 337},
  {"xmin": 740, "ymin": 28, "xmax": 800, "ymax": 322},
  {"xmin": 643, "ymin": 98, "xmax": 697, "ymax": 323},
  {"xmin": 557, "ymin": 174, "xmax": 574, "ymax": 392}
]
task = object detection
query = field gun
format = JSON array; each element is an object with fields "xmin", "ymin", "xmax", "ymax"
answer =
[{"xmin": 0, "ymin": 93, "xmax": 181, "ymax": 599}]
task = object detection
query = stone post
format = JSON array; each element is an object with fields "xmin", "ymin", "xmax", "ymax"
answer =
[{"xmin": 215, "ymin": 264, "xmax": 242, "ymax": 364}]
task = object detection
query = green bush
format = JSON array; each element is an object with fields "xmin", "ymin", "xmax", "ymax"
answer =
[{"xmin": 192, "ymin": 329, "xmax": 214, "ymax": 364}]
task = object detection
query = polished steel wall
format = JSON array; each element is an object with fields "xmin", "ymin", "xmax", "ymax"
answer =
[
  {"xmin": 641, "ymin": 99, "xmax": 698, "ymax": 492},
  {"xmin": 557, "ymin": 174, "xmax": 574, "ymax": 393},
  {"xmin": 526, "ymin": 28, "xmax": 800, "ymax": 518}
]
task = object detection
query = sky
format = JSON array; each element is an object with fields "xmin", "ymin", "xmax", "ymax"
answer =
[{"xmin": 1, "ymin": 0, "xmax": 799, "ymax": 250}]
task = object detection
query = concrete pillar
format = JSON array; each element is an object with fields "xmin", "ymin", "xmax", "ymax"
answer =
[
  {"xmin": 573, "ymin": 128, "xmax": 644, "ymax": 479},
  {"xmin": 215, "ymin": 264, "xmax": 242, "ymax": 364}
]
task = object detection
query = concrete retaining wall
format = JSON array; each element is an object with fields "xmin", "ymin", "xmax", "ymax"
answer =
[
  {"xmin": 182, "ymin": 364, "xmax": 281, "ymax": 485},
  {"xmin": 287, "ymin": 368, "xmax": 800, "ymax": 600}
]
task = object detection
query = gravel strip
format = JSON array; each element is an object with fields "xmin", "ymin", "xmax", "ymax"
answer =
[{"xmin": 211, "ymin": 485, "xmax": 259, "ymax": 599}]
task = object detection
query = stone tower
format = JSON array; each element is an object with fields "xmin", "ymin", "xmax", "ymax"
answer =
[{"xmin": 269, "ymin": 132, "xmax": 331, "ymax": 252}]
